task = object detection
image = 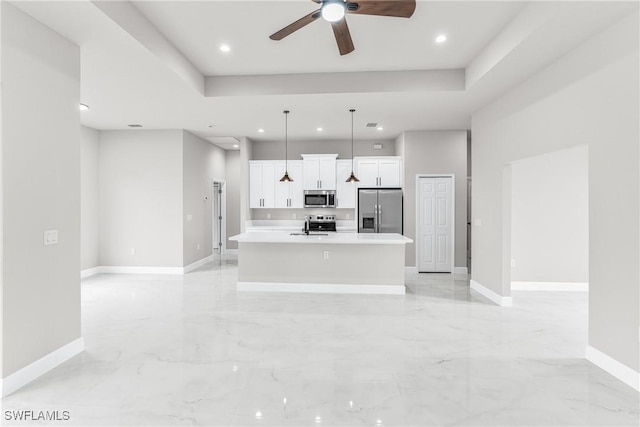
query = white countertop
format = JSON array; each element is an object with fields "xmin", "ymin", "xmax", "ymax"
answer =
[
  {"xmin": 229, "ymin": 231, "xmax": 412, "ymax": 245},
  {"xmin": 245, "ymin": 220, "xmax": 357, "ymax": 233}
]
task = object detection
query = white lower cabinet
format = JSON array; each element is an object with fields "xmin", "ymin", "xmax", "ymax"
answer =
[
  {"xmin": 336, "ymin": 159, "xmax": 356, "ymax": 209},
  {"xmin": 275, "ymin": 160, "xmax": 303, "ymax": 208}
]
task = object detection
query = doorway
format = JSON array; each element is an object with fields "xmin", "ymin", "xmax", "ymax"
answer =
[
  {"xmin": 212, "ymin": 181, "xmax": 226, "ymax": 254},
  {"xmin": 416, "ymin": 175, "xmax": 455, "ymax": 273}
]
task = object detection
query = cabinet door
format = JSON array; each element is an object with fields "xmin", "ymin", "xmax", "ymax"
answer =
[
  {"xmin": 378, "ymin": 158, "xmax": 402, "ymax": 187},
  {"xmin": 336, "ymin": 160, "xmax": 356, "ymax": 208},
  {"xmin": 303, "ymin": 158, "xmax": 320, "ymax": 190},
  {"xmin": 318, "ymin": 156, "xmax": 337, "ymax": 190},
  {"xmin": 288, "ymin": 161, "xmax": 304, "ymax": 208},
  {"xmin": 261, "ymin": 162, "xmax": 276, "ymax": 208},
  {"xmin": 355, "ymin": 159, "xmax": 379, "ymax": 187},
  {"xmin": 274, "ymin": 161, "xmax": 289, "ymax": 208},
  {"xmin": 249, "ymin": 162, "xmax": 263, "ymax": 208}
]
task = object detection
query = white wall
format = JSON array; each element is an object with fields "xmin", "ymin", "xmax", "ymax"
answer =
[
  {"xmin": 398, "ymin": 130, "xmax": 468, "ymax": 268},
  {"xmin": 99, "ymin": 130, "xmax": 183, "ymax": 267},
  {"xmin": 81, "ymin": 126, "xmax": 100, "ymax": 270},
  {"xmin": 1, "ymin": 2, "xmax": 81, "ymax": 376},
  {"xmin": 225, "ymin": 150, "xmax": 241, "ymax": 249},
  {"xmin": 511, "ymin": 145, "xmax": 589, "ymax": 284},
  {"xmin": 251, "ymin": 139, "xmax": 396, "ymax": 160},
  {"xmin": 472, "ymin": 14, "xmax": 638, "ymax": 371},
  {"xmin": 182, "ymin": 131, "xmax": 225, "ymax": 265}
]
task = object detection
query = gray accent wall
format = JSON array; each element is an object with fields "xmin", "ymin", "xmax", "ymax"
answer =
[
  {"xmin": 99, "ymin": 130, "xmax": 183, "ymax": 267},
  {"xmin": 1, "ymin": 3, "xmax": 81, "ymax": 376},
  {"xmin": 182, "ymin": 131, "xmax": 226, "ymax": 265},
  {"xmin": 225, "ymin": 150, "xmax": 241, "ymax": 250},
  {"xmin": 472, "ymin": 14, "xmax": 639, "ymax": 371},
  {"xmin": 81, "ymin": 126, "xmax": 100, "ymax": 270},
  {"xmin": 251, "ymin": 139, "xmax": 395, "ymax": 160},
  {"xmin": 397, "ymin": 131, "xmax": 468, "ymax": 269}
]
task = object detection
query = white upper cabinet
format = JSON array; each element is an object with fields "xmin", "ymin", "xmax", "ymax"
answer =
[
  {"xmin": 302, "ymin": 154, "xmax": 338, "ymax": 190},
  {"xmin": 355, "ymin": 156, "xmax": 402, "ymax": 188},
  {"xmin": 275, "ymin": 160, "xmax": 303, "ymax": 208},
  {"xmin": 249, "ymin": 161, "xmax": 276, "ymax": 208},
  {"xmin": 336, "ymin": 160, "xmax": 356, "ymax": 209}
]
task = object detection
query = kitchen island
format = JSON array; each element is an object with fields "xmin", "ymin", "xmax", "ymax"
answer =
[{"xmin": 229, "ymin": 232, "xmax": 413, "ymax": 295}]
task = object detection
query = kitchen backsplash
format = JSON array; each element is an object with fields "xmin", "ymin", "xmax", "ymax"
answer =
[{"xmin": 251, "ymin": 208, "xmax": 355, "ymax": 221}]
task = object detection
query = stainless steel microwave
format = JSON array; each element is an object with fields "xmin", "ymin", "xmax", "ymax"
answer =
[{"xmin": 304, "ymin": 190, "xmax": 336, "ymax": 208}]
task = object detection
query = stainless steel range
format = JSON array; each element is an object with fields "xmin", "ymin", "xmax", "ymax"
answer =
[{"xmin": 305, "ymin": 215, "xmax": 337, "ymax": 233}]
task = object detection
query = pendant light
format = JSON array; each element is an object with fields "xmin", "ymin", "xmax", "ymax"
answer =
[
  {"xmin": 279, "ymin": 110, "xmax": 293, "ymax": 182},
  {"xmin": 346, "ymin": 108, "xmax": 359, "ymax": 183}
]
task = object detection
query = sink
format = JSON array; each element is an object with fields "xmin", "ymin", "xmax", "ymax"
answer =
[{"xmin": 290, "ymin": 233, "xmax": 329, "ymax": 236}]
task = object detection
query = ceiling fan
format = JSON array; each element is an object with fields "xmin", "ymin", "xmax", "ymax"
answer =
[{"xmin": 269, "ymin": 0, "xmax": 416, "ymax": 56}]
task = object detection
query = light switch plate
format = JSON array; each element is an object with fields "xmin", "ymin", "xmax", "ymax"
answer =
[
  {"xmin": 44, "ymin": 230, "xmax": 58, "ymax": 246},
  {"xmin": 473, "ymin": 218, "xmax": 482, "ymax": 226},
  {"xmin": 186, "ymin": 214, "xmax": 193, "ymax": 221}
]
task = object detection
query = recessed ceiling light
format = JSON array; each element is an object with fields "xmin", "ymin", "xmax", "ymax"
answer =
[
  {"xmin": 219, "ymin": 44, "xmax": 231, "ymax": 52},
  {"xmin": 377, "ymin": 126, "xmax": 384, "ymax": 131},
  {"xmin": 317, "ymin": 127, "xmax": 323, "ymax": 132},
  {"xmin": 79, "ymin": 103, "xmax": 89, "ymax": 111},
  {"xmin": 435, "ymin": 34, "xmax": 447, "ymax": 43},
  {"xmin": 258, "ymin": 128, "xmax": 265, "ymax": 133},
  {"xmin": 233, "ymin": 144, "xmax": 239, "ymax": 148}
]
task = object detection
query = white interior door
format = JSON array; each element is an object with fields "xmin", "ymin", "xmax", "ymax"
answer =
[{"xmin": 419, "ymin": 177, "xmax": 453, "ymax": 272}]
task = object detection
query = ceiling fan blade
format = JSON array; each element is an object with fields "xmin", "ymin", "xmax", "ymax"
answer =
[
  {"xmin": 270, "ymin": 9, "xmax": 322, "ymax": 40},
  {"xmin": 331, "ymin": 19, "xmax": 355, "ymax": 56},
  {"xmin": 347, "ymin": 0, "xmax": 416, "ymax": 18}
]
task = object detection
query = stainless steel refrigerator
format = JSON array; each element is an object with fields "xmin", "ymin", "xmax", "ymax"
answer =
[{"xmin": 358, "ymin": 188, "xmax": 403, "ymax": 234}]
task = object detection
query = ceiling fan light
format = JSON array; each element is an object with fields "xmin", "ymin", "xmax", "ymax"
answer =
[{"xmin": 322, "ymin": 2, "xmax": 346, "ymax": 22}]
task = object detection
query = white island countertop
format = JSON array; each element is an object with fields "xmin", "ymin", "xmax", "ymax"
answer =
[{"xmin": 229, "ymin": 231, "xmax": 412, "ymax": 245}]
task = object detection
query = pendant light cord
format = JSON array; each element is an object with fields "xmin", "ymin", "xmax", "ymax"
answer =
[
  {"xmin": 284, "ymin": 110, "xmax": 289, "ymax": 171},
  {"xmin": 350, "ymin": 109, "xmax": 355, "ymax": 168}
]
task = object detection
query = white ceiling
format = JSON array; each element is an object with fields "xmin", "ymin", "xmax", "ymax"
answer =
[
  {"xmin": 10, "ymin": 1, "xmax": 638, "ymax": 150},
  {"xmin": 132, "ymin": 1, "xmax": 526, "ymax": 75}
]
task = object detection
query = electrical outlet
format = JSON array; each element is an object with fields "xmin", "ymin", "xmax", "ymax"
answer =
[
  {"xmin": 43, "ymin": 230, "xmax": 58, "ymax": 246},
  {"xmin": 346, "ymin": 214, "xmax": 350, "ymax": 220},
  {"xmin": 293, "ymin": 213, "xmax": 297, "ymax": 219},
  {"xmin": 197, "ymin": 244, "xmax": 200, "ymax": 251},
  {"xmin": 510, "ymin": 259, "xmax": 516, "ymax": 268},
  {"xmin": 267, "ymin": 213, "xmax": 271, "ymax": 219},
  {"xmin": 323, "ymin": 251, "xmax": 329, "ymax": 259},
  {"xmin": 130, "ymin": 248, "xmax": 136, "ymax": 255}
]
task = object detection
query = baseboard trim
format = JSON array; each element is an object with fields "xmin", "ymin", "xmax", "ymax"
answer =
[
  {"xmin": 1, "ymin": 337, "xmax": 84, "ymax": 397},
  {"xmin": 454, "ymin": 267, "xmax": 468, "ymax": 275},
  {"xmin": 183, "ymin": 255, "xmax": 214, "ymax": 273},
  {"xmin": 586, "ymin": 345, "xmax": 640, "ymax": 391},
  {"xmin": 470, "ymin": 279, "xmax": 513, "ymax": 307},
  {"xmin": 95, "ymin": 266, "xmax": 183, "ymax": 275},
  {"xmin": 405, "ymin": 266, "xmax": 418, "ymax": 274},
  {"xmin": 80, "ymin": 267, "xmax": 100, "ymax": 279},
  {"xmin": 512, "ymin": 281, "xmax": 588, "ymax": 292},
  {"xmin": 238, "ymin": 281, "xmax": 406, "ymax": 295}
]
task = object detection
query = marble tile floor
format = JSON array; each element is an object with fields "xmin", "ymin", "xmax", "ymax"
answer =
[{"xmin": 2, "ymin": 256, "xmax": 638, "ymax": 426}]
